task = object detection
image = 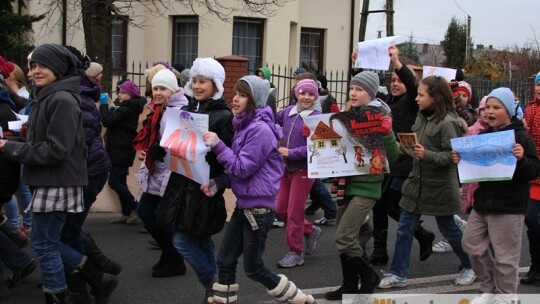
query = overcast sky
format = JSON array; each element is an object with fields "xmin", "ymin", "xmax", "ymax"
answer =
[{"xmin": 362, "ymin": 0, "xmax": 538, "ymax": 49}]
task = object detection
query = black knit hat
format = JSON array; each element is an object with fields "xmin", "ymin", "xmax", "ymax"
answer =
[{"xmin": 30, "ymin": 44, "xmax": 79, "ymax": 78}]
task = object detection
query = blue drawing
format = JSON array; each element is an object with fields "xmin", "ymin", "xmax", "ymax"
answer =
[{"xmin": 450, "ymin": 130, "xmax": 516, "ymax": 167}]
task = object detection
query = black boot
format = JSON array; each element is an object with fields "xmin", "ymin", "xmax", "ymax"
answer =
[
  {"xmin": 65, "ymin": 273, "xmax": 91, "ymax": 304},
  {"xmin": 44, "ymin": 291, "xmax": 66, "ymax": 304},
  {"xmin": 0, "ymin": 217, "xmax": 29, "ymax": 248},
  {"xmin": 81, "ymin": 231, "xmax": 122, "ymax": 275},
  {"xmin": 369, "ymin": 229, "xmax": 389, "ymax": 266},
  {"xmin": 413, "ymin": 221, "xmax": 435, "ymax": 262},
  {"xmin": 354, "ymin": 255, "xmax": 381, "ymax": 293},
  {"xmin": 325, "ymin": 254, "xmax": 359, "ymax": 300},
  {"xmin": 146, "ymin": 225, "xmax": 186, "ymax": 277},
  {"xmin": 521, "ymin": 230, "xmax": 540, "ymax": 285},
  {"xmin": 78, "ymin": 260, "xmax": 118, "ymax": 304}
]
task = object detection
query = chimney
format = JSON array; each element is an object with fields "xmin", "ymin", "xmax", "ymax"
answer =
[
  {"xmin": 489, "ymin": 45, "xmax": 493, "ymax": 50},
  {"xmin": 477, "ymin": 44, "xmax": 484, "ymax": 50},
  {"xmin": 422, "ymin": 43, "xmax": 428, "ymax": 53}
]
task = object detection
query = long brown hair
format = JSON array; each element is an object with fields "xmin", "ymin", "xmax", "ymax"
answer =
[
  {"xmin": 419, "ymin": 76, "xmax": 455, "ymax": 122},
  {"xmin": 233, "ymin": 80, "xmax": 256, "ymax": 114}
]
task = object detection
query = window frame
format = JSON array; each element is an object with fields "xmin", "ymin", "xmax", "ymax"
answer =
[
  {"xmin": 111, "ymin": 15, "xmax": 128, "ymax": 73},
  {"xmin": 172, "ymin": 16, "xmax": 199, "ymax": 68},
  {"xmin": 300, "ymin": 27, "xmax": 325, "ymax": 73},
  {"xmin": 232, "ymin": 17, "xmax": 264, "ymax": 74}
]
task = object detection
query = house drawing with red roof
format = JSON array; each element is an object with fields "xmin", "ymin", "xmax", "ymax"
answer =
[{"xmin": 310, "ymin": 121, "xmax": 342, "ymax": 150}]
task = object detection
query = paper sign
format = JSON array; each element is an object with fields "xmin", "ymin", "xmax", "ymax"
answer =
[
  {"xmin": 159, "ymin": 108, "xmax": 211, "ymax": 185},
  {"xmin": 422, "ymin": 66, "xmax": 457, "ymax": 82},
  {"xmin": 8, "ymin": 120, "xmax": 23, "ymax": 131},
  {"xmin": 355, "ymin": 36, "xmax": 399, "ymax": 70},
  {"xmin": 450, "ymin": 130, "xmax": 516, "ymax": 183},
  {"xmin": 396, "ymin": 132, "xmax": 418, "ymax": 157}
]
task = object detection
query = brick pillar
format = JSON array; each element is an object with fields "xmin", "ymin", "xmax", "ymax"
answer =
[{"xmin": 216, "ymin": 55, "xmax": 249, "ymax": 105}]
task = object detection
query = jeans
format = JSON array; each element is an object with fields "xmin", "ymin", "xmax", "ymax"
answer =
[
  {"xmin": 108, "ymin": 164, "xmax": 137, "ymax": 216},
  {"xmin": 17, "ymin": 167, "xmax": 33, "ymax": 227},
  {"xmin": 32, "ymin": 212, "xmax": 86, "ymax": 293},
  {"xmin": 3, "ymin": 196, "xmax": 19, "ymax": 227},
  {"xmin": 217, "ymin": 209, "xmax": 280, "ymax": 289},
  {"xmin": 61, "ymin": 173, "xmax": 108, "ymax": 253},
  {"xmin": 525, "ymin": 199, "xmax": 540, "ymax": 236},
  {"xmin": 137, "ymin": 192, "xmax": 162, "ymax": 227},
  {"xmin": 389, "ymin": 209, "xmax": 471, "ymax": 278},
  {"xmin": 0, "ymin": 230, "xmax": 32, "ymax": 278},
  {"xmin": 309, "ymin": 178, "xmax": 337, "ymax": 219},
  {"xmin": 173, "ymin": 231, "xmax": 216, "ymax": 285}
]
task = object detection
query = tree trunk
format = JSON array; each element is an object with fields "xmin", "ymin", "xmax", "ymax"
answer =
[{"xmin": 82, "ymin": 0, "xmax": 113, "ymax": 93}]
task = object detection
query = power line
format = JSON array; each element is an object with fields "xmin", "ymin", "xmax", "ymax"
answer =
[{"xmin": 451, "ymin": 0, "xmax": 468, "ymax": 16}]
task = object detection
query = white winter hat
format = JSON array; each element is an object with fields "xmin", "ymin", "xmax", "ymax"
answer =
[
  {"xmin": 152, "ymin": 69, "xmax": 179, "ymax": 93},
  {"xmin": 184, "ymin": 57, "xmax": 225, "ymax": 100}
]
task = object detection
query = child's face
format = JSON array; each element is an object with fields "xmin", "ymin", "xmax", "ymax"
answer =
[
  {"xmin": 416, "ymin": 83, "xmax": 434, "ymax": 111},
  {"xmin": 349, "ymin": 84, "xmax": 371, "ymax": 107},
  {"xmin": 485, "ymin": 98, "xmax": 511, "ymax": 128},
  {"xmin": 478, "ymin": 108, "xmax": 489, "ymax": 124},
  {"xmin": 118, "ymin": 90, "xmax": 131, "ymax": 102},
  {"xmin": 390, "ymin": 72, "xmax": 406, "ymax": 96},
  {"xmin": 231, "ymin": 91, "xmax": 249, "ymax": 115},
  {"xmin": 297, "ymin": 92, "xmax": 316, "ymax": 109},
  {"xmin": 191, "ymin": 76, "xmax": 216, "ymax": 101},
  {"xmin": 535, "ymin": 82, "xmax": 540, "ymax": 100},
  {"xmin": 30, "ymin": 62, "xmax": 57, "ymax": 87},
  {"xmin": 458, "ymin": 91, "xmax": 469, "ymax": 104},
  {"xmin": 152, "ymin": 86, "xmax": 173, "ymax": 104}
]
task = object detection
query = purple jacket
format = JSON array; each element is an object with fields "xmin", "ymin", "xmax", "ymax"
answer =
[
  {"xmin": 277, "ymin": 105, "xmax": 321, "ymax": 172},
  {"xmin": 214, "ymin": 106, "xmax": 284, "ymax": 209}
]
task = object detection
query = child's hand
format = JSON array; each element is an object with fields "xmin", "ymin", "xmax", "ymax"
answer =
[
  {"xmin": 513, "ymin": 143, "xmax": 524, "ymax": 160},
  {"xmin": 200, "ymin": 179, "xmax": 218, "ymax": 197},
  {"xmin": 381, "ymin": 116, "xmax": 392, "ymax": 136},
  {"xmin": 302, "ymin": 124, "xmax": 310, "ymax": 138},
  {"xmin": 451, "ymin": 151, "xmax": 461, "ymax": 164},
  {"xmin": 351, "ymin": 48, "xmax": 358, "ymax": 63},
  {"xmin": 413, "ymin": 144, "xmax": 425, "ymax": 160},
  {"xmin": 203, "ymin": 131, "xmax": 220, "ymax": 148},
  {"xmin": 278, "ymin": 147, "xmax": 289, "ymax": 158},
  {"xmin": 388, "ymin": 45, "xmax": 402, "ymax": 69}
]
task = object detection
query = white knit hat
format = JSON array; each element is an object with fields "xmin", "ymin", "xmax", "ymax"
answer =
[
  {"xmin": 184, "ymin": 58, "xmax": 225, "ymax": 100},
  {"xmin": 152, "ymin": 69, "xmax": 179, "ymax": 93},
  {"xmin": 86, "ymin": 62, "xmax": 103, "ymax": 78}
]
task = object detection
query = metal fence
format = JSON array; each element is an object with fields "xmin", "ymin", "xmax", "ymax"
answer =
[{"xmin": 115, "ymin": 61, "xmax": 534, "ymax": 109}]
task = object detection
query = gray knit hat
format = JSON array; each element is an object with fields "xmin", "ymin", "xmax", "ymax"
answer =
[
  {"xmin": 240, "ymin": 75, "xmax": 270, "ymax": 108},
  {"xmin": 30, "ymin": 44, "xmax": 79, "ymax": 79},
  {"xmin": 350, "ymin": 71, "xmax": 379, "ymax": 99}
]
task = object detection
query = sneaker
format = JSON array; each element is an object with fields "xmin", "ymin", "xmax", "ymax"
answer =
[
  {"xmin": 314, "ymin": 216, "xmax": 336, "ymax": 225},
  {"xmin": 455, "ymin": 268, "xmax": 476, "ymax": 286},
  {"xmin": 471, "ymin": 293, "xmax": 495, "ymax": 304},
  {"xmin": 277, "ymin": 252, "xmax": 304, "ymax": 268},
  {"xmin": 271, "ymin": 218, "xmax": 285, "ymax": 228},
  {"xmin": 126, "ymin": 210, "xmax": 142, "ymax": 225},
  {"xmin": 377, "ymin": 273, "xmax": 407, "ymax": 289},
  {"xmin": 304, "ymin": 226, "xmax": 322, "ymax": 255},
  {"xmin": 432, "ymin": 240, "xmax": 453, "ymax": 253},
  {"xmin": 454, "ymin": 214, "xmax": 468, "ymax": 231},
  {"xmin": 110, "ymin": 215, "xmax": 128, "ymax": 224}
]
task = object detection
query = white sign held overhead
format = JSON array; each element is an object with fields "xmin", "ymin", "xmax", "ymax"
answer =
[{"xmin": 355, "ymin": 36, "xmax": 399, "ymax": 71}]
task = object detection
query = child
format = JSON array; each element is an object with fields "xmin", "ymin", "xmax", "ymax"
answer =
[
  {"xmin": 132, "ymin": 68, "xmax": 188, "ymax": 278},
  {"xmin": 160, "ymin": 57, "xmax": 234, "ymax": 303},
  {"xmin": 201, "ymin": 75, "xmax": 315, "ymax": 304},
  {"xmin": 451, "ymin": 80, "xmax": 477, "ymax": 127},
  {"xmin": 378, "ymin": 75, "xmax": 476, "ymax": 289},
  {"xmin": 325, "ymin": 71, "xmax": 400, "ymax": 300},
  {"xmin": 458, "ymin": 88, "xmax": 540, "ymax": 304},
  {"xmin": 100, "ymin": 80, "xmax": 146, "ymax": 225},
  {"xmin": 275, "ymin": 79, "xmax": 322, "ymax": 268}
]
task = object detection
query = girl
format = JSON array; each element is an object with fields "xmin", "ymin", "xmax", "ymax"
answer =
[
  {"xmin": 201, "ymin": 75, "xmax": 315, "ymax": 304},
  {"xmin": 275, "ymin": 78, "xmax": 322, "ymax": 268},
  {"xmin": 378, "ymin": 75, "xmax": 476, "ymax": 289},
  {"xmin": 458, "ymin": 88, "xmax": 540, "ymax": 304}
]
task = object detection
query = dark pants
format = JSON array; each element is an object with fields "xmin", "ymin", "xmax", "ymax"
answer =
[
  {"xmin": 309, "ymin": 178, "xmax": 337, "ymax": 219},
  {"xmin": 525, "ymin": 199, "xmax": 540, "ymax": 236},
  {"xmin": 372, "ymin": 176, "xmax": 404, "ymax": 230},
  {"xmin": 108, "ymin": 164, "xmax": 137, "ymax": 216}
]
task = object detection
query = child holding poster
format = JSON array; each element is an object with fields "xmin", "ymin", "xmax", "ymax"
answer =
[
  {"xmin": 200, "ymin": 75, "xmax": 315, "ymax": 304},
  {"xmin": 325, "ymin": 71, "xmax": 401, "ymax": 300},
  {"xmin": 456, "ymin": 88, "xmax": 540, "ymax": 304}
]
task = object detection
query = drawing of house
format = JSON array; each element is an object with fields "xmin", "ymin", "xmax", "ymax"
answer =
[{"xmin": 310, "ymin": 121, "xmax": 342, "ymax": 150}]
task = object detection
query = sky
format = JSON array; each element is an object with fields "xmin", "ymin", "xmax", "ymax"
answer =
[{"xmin": 362, "ymin": 0, "xmax": 539, "ymax": 49}]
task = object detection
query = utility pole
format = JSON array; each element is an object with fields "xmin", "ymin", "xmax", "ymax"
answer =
[
  {"xmin": 466, "ymin": 15, "xmax": 471, "ymax": 61},
  {"xmin": 359, "ymin": 0, "xmax": 394, "ymax": 42},
  {"xmin": 386, "ymin": 0, "xmax": 394, "ymax": 37}
]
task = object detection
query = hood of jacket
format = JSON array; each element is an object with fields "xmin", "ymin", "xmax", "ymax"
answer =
[{"xmin": 79, "ymin": 76, "xmax": 101, "ymax": 102}]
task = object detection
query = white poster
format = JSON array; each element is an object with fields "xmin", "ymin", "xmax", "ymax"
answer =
[
  {"xmin": 355, "ymin": 36, "xmax": 399, "ymax": 70},
  {"xmin": 304, "ymin": 111, "xmax": 389, "ymax": 178},
  {"xmin": 159, "ymin": 108, "xmax": 211, "ymax": 184},
  {"xmin": 422, "ymin": 66, "xmax": 457, "ymax": 82}
]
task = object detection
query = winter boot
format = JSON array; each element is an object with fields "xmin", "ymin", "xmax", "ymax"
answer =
[
  {"xmin": 0, "ymin": 217, "xmax": 29, "ymax": 248},
  {"xmin": 369, "ymin": 229, "xmax": 389, "ymax": 266},
  {"xmin": 212, "ymin": 283, "xmax": 239, "ymax": 303},
  {"xmin": 354, "ymin": 255, "xmax": 381, "ymax": 293},
  {"xmin": 65, "ymin": 272, "xmax": 91, "ymax": 304},
  {"xmin": 521, "ymin": 230, "xmax": 540, "ymax": 284},
  {"xmin": 78, "ymin": 259, "xmax": 118, "ymax": 304},
  {"xmin": 145, "ymin": 224, "xmax": 187, "ymax": 277},
  {"xmin": 413, "ymin": 221, "xmax": 435, "ymax": 261},
  {"xmin": 325, "ymin": 254, "xmax": 359, "ymax": 300},
  {"xmin": 268, "ymin": 274, "xmax": 316, "ymax": 304},
  {"xmin": 81, "ymin": 231, "xmax": 121, "ymax": 275},
  {"xmin": 202, "ymin": 279, "xmax": 216, "ymax": 304},
  {"xmin": 44, "ymin": 291, "xmax": 66, "ymax": 304}
]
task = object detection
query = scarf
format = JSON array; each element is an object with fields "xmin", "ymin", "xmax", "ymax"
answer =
[{"xmin": 133, "ymin": 99, "xmax": 164, "ymax": 173}]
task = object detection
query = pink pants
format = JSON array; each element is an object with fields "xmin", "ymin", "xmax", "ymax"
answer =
[{"xmin": 275, "ymin": 169, "xmax": 315, "ymax": 254}]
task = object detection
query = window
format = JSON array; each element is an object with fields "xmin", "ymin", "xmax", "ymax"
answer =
[
  {"xmin": 331, "ymin": 140, "xmax": 338, "ymax": 147},
  {"xmin": 317, "ymin": 141, "xmax": 325, "ymax": 149},
  {"xmin": 111, "ymin": 16, "xmax": 128, "ymax": 71},
  {"xmin": 232, "ymin": 17, "xmax": 264, "ymax": 74},
  {"xmin": 173, "ymin": 16, "xmax": 199, "ymax": 68},
  {"xmin": 300, "ymin": 28, "xmax": 324, "ymax": 73}
]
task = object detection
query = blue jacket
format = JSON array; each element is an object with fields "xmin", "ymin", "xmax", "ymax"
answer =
[
  {"xmin": 79, "ymin": 76, "xmax": 110, "ymax": 177},
  {"xmin": 277, "ymin": 105, "xmax": 321, "ymax": 172},
  {"xmin": 214, "ymin": 106, "xmax": 284, "ymax": 209}
]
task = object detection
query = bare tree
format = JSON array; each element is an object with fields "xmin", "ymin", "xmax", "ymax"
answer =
[
  {"xmin": 308, "ymin": 144, "xmax": 320, "ymax": 164},
  {"xmin": 335, "ymin": 144, "xmax": 348, "ymax": 163}
]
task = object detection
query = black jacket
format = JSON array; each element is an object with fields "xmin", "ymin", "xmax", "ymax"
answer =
[
  {"xmin": 100, "ymin": 96, "xmax": 146, "ymax": 166},
  {"xmin": 473, "ymin": 120, "xmax": 540, "ymax": 214}
]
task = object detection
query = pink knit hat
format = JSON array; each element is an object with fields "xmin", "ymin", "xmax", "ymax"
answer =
[{"xmin": 295, "ymin": 79, "xmax": 319, "ymax": 100}]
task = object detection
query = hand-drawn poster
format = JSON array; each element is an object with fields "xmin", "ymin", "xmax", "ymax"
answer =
[
  {"xmin": 304, "ymin": 110, "xmax": 389, "ymax": 178},
  {"xmin": 160, "ymin": 108, "xmax": 211, "ymax": 184},
  {"xmin": 422, "ymin": 66, "xmax": 457, "ymax": 82},
  {"xmin": 355, "ymin": 36, "xmax": 398, "ymax": 70},
  {"xmin": 396, "ymin": 132, "xmax": 418, "ymax": 157},
  {"xmin": 450, "ymin": 130, "xmax": 516, "ymax": 183}
]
